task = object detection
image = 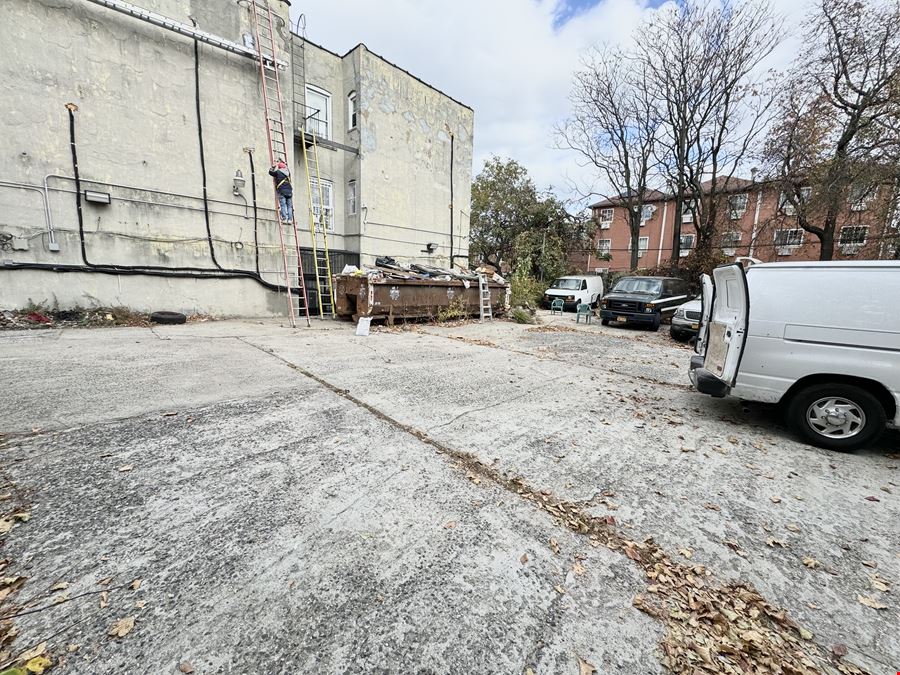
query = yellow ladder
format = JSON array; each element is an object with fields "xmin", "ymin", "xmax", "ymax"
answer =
[{"xmin": 301, "ymin": 132, "xmax": 335, "ymax": 318}]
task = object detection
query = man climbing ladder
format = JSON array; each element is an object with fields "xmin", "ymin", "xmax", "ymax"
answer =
[{"xmin": 269, "ymin": 159, "xmax": 293, "ymax": 223}]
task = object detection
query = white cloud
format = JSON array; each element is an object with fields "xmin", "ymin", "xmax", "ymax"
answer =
[{"xmin": 291, "ymin": 0, "xmax": 811, "ymax": 207}]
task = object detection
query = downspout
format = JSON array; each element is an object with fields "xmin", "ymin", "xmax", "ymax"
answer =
[
  {"xmin": 749, "ymin": 188, "xmax": 763, "ymax": 257},
  {"xmin": 447, "ymin": 127, "xmax": 455, "ymax": 268},
  {"xmin": 657, "ymin": 200, "xmax": 668, "ymax": 266}
]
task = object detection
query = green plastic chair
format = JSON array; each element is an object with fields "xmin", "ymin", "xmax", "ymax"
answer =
[
  {"xmin": 550, "ymin": 298, "xmax": 564, "ymax": 315},
  {"xmin": 576, "ymin": 303, "xmax": 593, "ymax": 324}
]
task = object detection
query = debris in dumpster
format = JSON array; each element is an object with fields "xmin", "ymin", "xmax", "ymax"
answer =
[{"xmin": 333, "ymin": 258, "xmax": 511, "ymax": 322}]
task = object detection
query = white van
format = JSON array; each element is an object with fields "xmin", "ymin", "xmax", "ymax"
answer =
[
  {"xmin": 690, "ymin": 261, "xmax": 900, "ymax": 450},
  {"xmin": 542, "ymin": 275, "xmax": 605, "ymax": 310}
]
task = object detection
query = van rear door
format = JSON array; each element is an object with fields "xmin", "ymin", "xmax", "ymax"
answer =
[
  {"xmin": 702, "ymin": 264, "xmax": 749, "ymax": 386},
  {"xmin": 695, "ymin": 274, "xmax": 714, "ymax": 356}
]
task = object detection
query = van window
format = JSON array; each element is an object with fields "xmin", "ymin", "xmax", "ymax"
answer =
[
  {"xmin": 612, "ymin": 278, "xmax": 662, "ymax": 294},
  {"xmin": 581, "ymin": 280, "xmax": 588, "ymax": 290},
  {"xmin": 551, "ymin": 278, "xmax": 582, "ymax": 290}
]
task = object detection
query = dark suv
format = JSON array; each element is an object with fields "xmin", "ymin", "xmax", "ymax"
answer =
[{"xmin": 599, "ymin": 276, "xmax": 692, "ymax": 331}]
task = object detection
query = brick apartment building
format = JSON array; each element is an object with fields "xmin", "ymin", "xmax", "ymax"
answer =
[{"xmin": 571, "ymin": 178, "xmax": 899, "ymax": 273}]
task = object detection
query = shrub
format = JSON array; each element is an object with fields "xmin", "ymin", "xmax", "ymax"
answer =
[
  {"xmin": 510, "ymin": 274, "xmax": 545, "ymax": 307},
  {"xmin": 437, "ymin": 297, "xmax": 468, "ymax": 323},
  {"xmin": 510, "ymin": 307, "xmax": 536, "ymax": 324}
]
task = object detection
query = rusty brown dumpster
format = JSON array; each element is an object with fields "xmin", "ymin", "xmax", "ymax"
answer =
[{"xmin": 333, "ymin": 275, "xmax": 509, "ymax": 321}]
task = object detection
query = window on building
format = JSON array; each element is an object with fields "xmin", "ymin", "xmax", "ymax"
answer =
[
  {"xmin": 679, "ymin": 234, "xmax": 694, "ymax": 257},
  {"xmin": 682, "ymin": 200, "xmax": 695, "ymax": 223},
  {"xmin": 839, "ymin": 225, "xmax": 867, "ymax": 248},
  {"xmin": 849, "ymin": 184, "xmax": 876, "ymax": 211},
  {"xmin": 728, "ymin": 193, "xmax": 748, "ymax": 219},
  {"xmin": 779, "ymin": 187, "xmax": 811, "ymax": 216},
  {"xmin": 598, "ymin": 208, "xmax": 614, "ymax": 228},
  {"xmin": 305, "ymin": 85, "xmax": 331, "ymax": 139},
  {"xmin": 348, "ymin": 91, "xmax": 358, "ymax": 130},
  {"xmin": 774, "ymin": 228, "xmax": 803, "ymax": 251},
  {"xmin": 347, "ymin": 180, "xmax": 357, "ymax": 215},
  {"xmin": 311, "ymin": 177, "xmax": 334, "ymax": 232},
  {"xmin": 627, "ymin": 236, "xmax": 650, "ymax": 258},
  {"xmin": 721, "ymin": 231, "xmax": 742, "ymax": 253},
  {"xmin": 597, "ymin": 239, "xmax": 612, "ymax": 256},
  {"xmin": 641, "ymin": 204, "xmax": 656, "ymax": 224}
]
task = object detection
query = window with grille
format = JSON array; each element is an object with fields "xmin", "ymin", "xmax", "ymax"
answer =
[
  {"xmin": 597, "ymin": 239, "xmax": 611, "ymax": 256},
  {"xmin": 774, "ymin": 229, "xmax": 803, "ymax": 247},
  {"xmin": 305, "ymin": 85, "xmax": 331, "ymax": 139},
  {"xmin": 627, "ymin": 236, "xmax": 649, "ymax": 257},
  {"xmin": 311, "ymin": 178, "xmax": 334, "ymax": 232},
  {"xmin": 598, "ymin": 208, "xmax": 614, "ymax": 228},
  {"xmin": 679, "ymin": 234, "xmax": 694, "ymax": 257},
  {"xmin": 721, "ymin": 231, "xmax": 741, "ymax": 251},
  {"xmin": 728, "ymin": 193, "xmax": 748, "ymax": 219},
  {"xmin": 641, "ymin": 204, "xmax": 656, "ymax": 224},
  {"xmin": 839, "ymin": 226, "xmax": 867, "ymax": 247}
]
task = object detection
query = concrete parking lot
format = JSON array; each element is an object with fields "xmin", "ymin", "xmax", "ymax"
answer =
[{"xmin": 0, "ymin": 311, "xmax": 897, "ymax": 674}]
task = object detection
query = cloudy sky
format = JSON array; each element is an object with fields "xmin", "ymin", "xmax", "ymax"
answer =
[{"xmin": 290, "ymin": 0, "xmax": 809, "ymax": 206}]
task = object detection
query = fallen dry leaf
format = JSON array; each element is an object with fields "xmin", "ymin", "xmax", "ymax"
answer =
[
  {"xmin": 869, "ymin": 573, "xmax": 891, "ymax": 592},
  {"xmin": 25, "ymin": 655, "xmax": 52, "ymax": 674},
  {"xmin": 520, "ymin": 553, "xmax": 528, "ymax": 564},
  {"xmin": 554, "ymin": 584, "xmax": 566, "ymax": 594},
  {"xmin": 577, "ymin": 656, "xmax": 596, "ymax": 675},
  {"xmin": 702, "ymin": 503, "xmax": 720, "ymax": 511},
  {"xmin": 678, "ymin": 547, "xmax": 693, "ymax": 559},
  {"xmin": 68, "ymin": 644, "xmax": 80, "ymax": 653},
  {"xmin": 857, "ymin": 594, "xmax": 887, "ymax": 610},
  {"xmin": 863, "ymin": 495, "xmax": 880, "ymax": 502},
  {"xmin": 108, "ymin": 616, "xmax": 135, "ymax": 638},
  {"xmin": 50, "ymin": 581, "xmax": 69, "ymax": 591},
  {"xmin": 549, "ymin": 538, "xmax": 560, "ymax": 554},
  {"xmin": 832, "ymin": 643, "xmax": 849, "ymax": 657},
  {"xmin": 861, "ymin": 560, "xmax": 877, "ymax": 569},
  {"xmin": 766, "ymin": 538, "xmax": 787, "ymax": 548},
  {"xmin": 770, "ymin": 496, "xmax": 781, "ymax": 503},
  {"xmin": 118, "ymin": 465, "xmax": 134, "ymax": 473},
  {"xmin": 802, "ymin": 557, "xmax": 820, "ymax": 569},
  {"xmin": 178, "ymin": 663, "xmax": 195, "ymax": 674},
  {"xmin": 134, "ymin": 599, "xmax": 147, "ymax": 609},
  {"xmin": 99, "ymin": 591, "xmax": 109, "ymax": 608},
  {"xmin": 443, "ymin": 521, "xmax": 456, "ymax": 529},
  {"xmin": 0, "ymin": 518, "xmax": 14, "ymax": 534},
  {"xmin": 798, "ymin": 627, "xmax": 813, "ymax": 640},
  {"xmin": 162, "ymin": 411, "xmax": 179, "ymax": 417},
  {"xmin": 785, "ymin": 523, "xmax": 801, "ymax": 533},
  {"xmin": 18, "ymin": 642, "xmax": 47, "ymax": 662},
  {"xmin": 98, "ymin": 576, "xmax": 113, "ymax": 585},
  {"xmin": 573, "ymin": 561, "xmax": 586, "ymax": 576},
  {"xmin": 130, "ymin": 578, "xmax": 142, "ymax": 590}
]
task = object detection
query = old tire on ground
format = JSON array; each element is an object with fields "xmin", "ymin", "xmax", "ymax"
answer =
[
  {"xmin": 150, "ymin": 311, "xmax": 187, "ymax": 325},
  {"xmin": 785, "ymin": 382, "xmax": 885, "ymax": 451}
]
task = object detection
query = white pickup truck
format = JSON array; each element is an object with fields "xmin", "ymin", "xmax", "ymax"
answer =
[{"xmin": 689, "ymin": 261, "xmax": 900, "ymax": 451}]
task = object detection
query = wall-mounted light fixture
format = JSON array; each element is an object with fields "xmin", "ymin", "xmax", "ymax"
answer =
[
  {"xmin": 84, "ymin": 190, "xmax": 111, "ymax": 204},
  {"xmin": 233, "ymin": 169, "xmax": 246, "ymax": 195},
  {"xmin": 423, "ymin": 242, "xmax": 438, "ymax": 254}
]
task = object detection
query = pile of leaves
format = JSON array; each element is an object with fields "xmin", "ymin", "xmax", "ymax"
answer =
[
  {"xmin": 527, "ymin": 325, "xmax": 577, "ymax": 333},
  {"xmin": 0, "ymin": 306, "xmax": 151, "ymax": 330}
]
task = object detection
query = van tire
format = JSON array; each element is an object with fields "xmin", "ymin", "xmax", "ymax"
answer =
[
  {"xmin": 650, "ymin": 315, "xmax": 661, "ymax": 332},
  {"xmin": 785, "ymin": 383, "xmax": 885, "ymax": 451}
]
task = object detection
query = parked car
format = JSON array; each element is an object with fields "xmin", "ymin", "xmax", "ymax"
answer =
[
  {"xmin": 670, "ymin": 296, "xmax": 702, "ymax": 342},
  {"xmin": 689, "ymin": 261, "xmax": 900, "ymax": 451},
  {"xmin": 542, "ymin": 275, "xmax": 605, "ymax": 310},
  {"xmin": 599, "ymin": 276, "xmax": 692, "ymax": 331}
]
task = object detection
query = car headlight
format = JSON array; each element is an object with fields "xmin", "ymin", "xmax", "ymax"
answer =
[
  {"xmin": 566, "ymin": 295, "xmax": 575, "ymax": 301},
  {"xmin": 674, "ymin": 308, "xmax": 685, "ymax": 318}
]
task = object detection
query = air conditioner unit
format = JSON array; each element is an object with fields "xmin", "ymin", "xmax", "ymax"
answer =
[
  {"xmin": 681, "ymin": 213, "xmax": 693, "ymax": 223},
  {"xmin": 781, "ymin": 204, "xmax": 796, "ymax": 216},
  {"xmin": 722, "ymin": 248, "xmax": 736, "ymax": 257},
  {"xmin": 776, "ymin": 246, "xmax": 792, "ymax": 256},
  {"xmin": 600, "ymin": 222, "xmax": 610, "ymax": 230},
  {"xmin": 840, "ymin": 245, "xmax": 863, "ymax": 255}
]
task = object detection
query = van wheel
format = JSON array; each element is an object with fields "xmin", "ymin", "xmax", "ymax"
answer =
[
  {"xmin": 650, "ymin": 315, "xmax": 661, "ymax": 332},
  {"xmin": 785, "ymin": 383, "xmax": 885, "ymax": 451}
]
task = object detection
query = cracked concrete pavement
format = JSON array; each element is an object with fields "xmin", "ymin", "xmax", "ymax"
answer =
[{"xmin": 0, "ymin": 311, "xmax": 898, "ymax": 674}]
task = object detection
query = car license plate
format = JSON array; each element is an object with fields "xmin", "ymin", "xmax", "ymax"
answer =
[
  {"xmin": 691, "ymin": 323, "xmax": 699, "ymax": 329},
  {"xmin": 616, "ymin": 316, "xmax": 627, "ymax": 323}
]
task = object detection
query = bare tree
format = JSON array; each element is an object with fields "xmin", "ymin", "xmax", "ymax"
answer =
[
  {"xmin": 765, "ymin": 0, "xmax": 900, "ymax": 260},
  {"xmin": 641, "ymin": 0, "xmax": 781, "ymax": 260},
  {"xmin": 558, "ymin": 47, "xmax": 661, "ymax": 270}
]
